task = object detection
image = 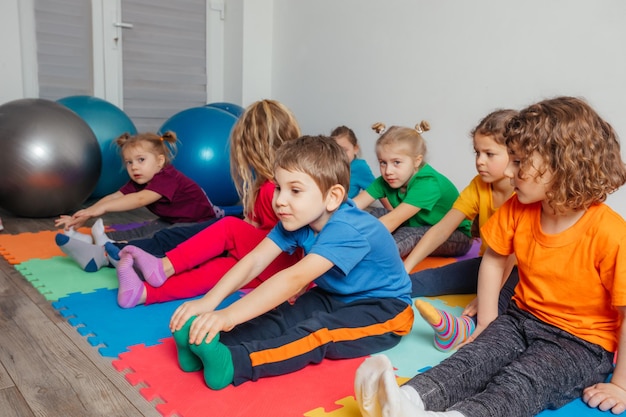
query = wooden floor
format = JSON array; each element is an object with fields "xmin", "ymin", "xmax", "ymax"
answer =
[{"xmin": 0, "ymin": 206, "xmax": 163, "ymax": 417}]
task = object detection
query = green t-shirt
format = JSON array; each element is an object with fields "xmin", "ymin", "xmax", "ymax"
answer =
[{"xmin": 366, "ymin": 163, "xmax": 472, "ymax": 237}]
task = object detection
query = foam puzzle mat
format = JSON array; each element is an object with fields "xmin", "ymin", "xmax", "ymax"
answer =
[{"xmin": 1, "ymin": 229, "xmax": 609, "ymax": 416}]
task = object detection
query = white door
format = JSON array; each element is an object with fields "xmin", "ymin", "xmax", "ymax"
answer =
[{"xmin": 33, "ymin": 0, "xmax": 222, "ymax": 133}]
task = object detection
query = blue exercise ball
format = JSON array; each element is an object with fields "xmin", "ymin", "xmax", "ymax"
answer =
[
  {"xmin": 159, "ymin": 106, "xmax": 239, "ymax": 206},
  {"xmin": 57, "ymin": 95, "xmax": 137, "ymax": 198},
  {"xmin": 206, "ymin": 102, "xmax": 245, "ymax": 118},
  {"xmin": 0, "ymin": 98, "xmax": 101, "ymax": 217}
]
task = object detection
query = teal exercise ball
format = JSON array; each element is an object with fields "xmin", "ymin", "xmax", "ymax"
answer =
[
  {"xmin": 57, "ymin": 95, "xmax": 137, "ymax": 198},
  {"xmin": 0, "ymin": 99, "xmax": 101, "ymax": 217},
  {"xmin": 159, "ymin": 106, "xmax": 239, "ymax": 206},
  {"xmin": 206, "ymin": 102, "xmax": 244, "ymax": 118}
]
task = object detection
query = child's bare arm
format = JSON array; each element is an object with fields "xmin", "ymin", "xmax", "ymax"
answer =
[
  {"xmin": 473, "ymin": 248, "xmax": 508, "ymax": 337},
  {"xmin": 353, "ymin": 191, "xmax": 375, "ymax": 210},
  {"xmin": 169, "ymin": 237, "xmax": 282, "ymax": 331},
  {"xmin": 378, "ymin": 202, "xmax": 420, "ymax": 233},
  {"xmin": 54, "ymin": 191, "xmax": 125, "ymax": 229},
  {"xmin": 404, "ymin": 209, "xmax": 466, "ymax": 272},
  {"xmin": 85, "ymin": 189, "xmax": 161, "ymax": 214},
  {"xmin": 582, "ymin": 306, "xmax": 626, "ymax": 414},
  {"xmin": 187, "ymin": 253, "xmax": 333, "ymax": 345}
]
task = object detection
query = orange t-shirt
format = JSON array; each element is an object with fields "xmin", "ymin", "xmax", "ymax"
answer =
[{"xmin": 482, "ymin": 196, "xmax": 626, "ymax": 352}]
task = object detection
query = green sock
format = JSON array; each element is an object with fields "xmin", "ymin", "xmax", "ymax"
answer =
[
  {"xmin": 172, "ymin": 316, "xmax": 203, "ymax": 372},
  {"xmin": 189, "ymin": 333, "xmax": 234, "ymax": 390}
]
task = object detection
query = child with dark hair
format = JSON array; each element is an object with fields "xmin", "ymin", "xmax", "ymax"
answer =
[
  {"xmin": 169, "ymin": 135, "xmax": 414, "ymax": 390},
  {"xmin": 405, "ymin": 109, "xmax": 519, "ymax": 351},
  {"xmin": 355, "ymin": 96, "xmax": 626, "ymax": 417},
  {"xmin": 331, "ymin": 125, "xmax": 376, "ymax": 199}
]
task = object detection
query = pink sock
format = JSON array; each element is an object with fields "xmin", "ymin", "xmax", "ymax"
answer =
[
  {"xmin": 120, "ymin": 245, "xmax": 167, "ymax": 287},
  {"xmin": 116, "ymin": 254, "xmax": 145, "ymax": 308}
]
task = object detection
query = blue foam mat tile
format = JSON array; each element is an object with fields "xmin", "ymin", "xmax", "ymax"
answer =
[{"xmin": 52, "ymin": 288, "xmax": 245, "ymax": 358}]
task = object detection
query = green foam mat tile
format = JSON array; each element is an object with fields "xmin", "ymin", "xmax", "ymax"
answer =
[{"xmin": 15, "ymin": 256, "xmax": 118, "ymax": 301}]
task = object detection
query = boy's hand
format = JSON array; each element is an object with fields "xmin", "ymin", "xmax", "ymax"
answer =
[
  {"xmin": 170, "ymin": 298, "xmax": 210, "ymax": 332},
  {"xmin": 455, "ymin": 323, "xmax": 487, "ymax": 350},
  {"xmin": 583, "ymin": 382, "xmax": 626, "ymax": 414},
  {"xmin": 462, "ymin": 297, "xmax": 478, "ymax": 317},
  {"xmin": 189, "ymin": 310, "xmax": 235, "ymax": 345}
]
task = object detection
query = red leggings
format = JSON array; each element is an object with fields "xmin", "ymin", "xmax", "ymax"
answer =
[{"xmin": 145, "ymin": 216, "xmax": 300, "ymax": 304}]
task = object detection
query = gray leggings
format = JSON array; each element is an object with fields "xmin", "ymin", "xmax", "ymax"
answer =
[
  {"xmin": 404, "ymin": 304, "xmax": 614, "ymax": 417},
  {"xmin": 367, "ymin": 207, "xmax": 472, "ymax": 258}
]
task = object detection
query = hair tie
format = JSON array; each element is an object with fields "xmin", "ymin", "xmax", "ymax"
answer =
[{"xmin": 415, "ymin": 125, "xmax": 424, "ymax": 134}]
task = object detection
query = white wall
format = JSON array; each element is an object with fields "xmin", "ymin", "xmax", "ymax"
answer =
[
  {"xmin": 3, "ymin": 0, "xmax": 626, "ymax": 216},
  {"xmin": 0, "ymin": 0, "xmax": 26, "ymax": 103},
  {"xmin": 267, "ymin": 0, "xmax": 626, "ymax": 216}
]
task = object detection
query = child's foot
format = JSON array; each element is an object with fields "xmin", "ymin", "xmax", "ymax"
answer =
[
  {"xmin": 355, "ymin": 355, "xmax": 395, "ymax": 417},
  {"xmin": 189, "ymin": 333, "xmax": 234, "ymax": 390},
  {"xmin": 414, "ymin": 299, "xmax": 475, "ymax": 352},
  {"xmin": 116, "ymin": 254, "xmax": 146, "ymax": 308},
  {"xmin": 91, "ymin": 218, "xmax": 113, "ymax": 247},
  {"xmin": 378, "ymin": 366, "xmax": 419, "ymax": 417},
  {"xmin": 104, "ymin": 242, "xmax": 121, "ymax": 268},
  {"xmin": 378, "ymin": 370, "xmax": 454, "ymax": 417},
  {"xmin": 119, "ymin": 245, "xmax": 167, "ymax": 287},
  {"xmin": 172, "ymin": 316, "xmax": 203, "ymax": 372},
  {"xmin": 55, "ymin": 234, "xmax": 108, "ymax": 272},
  {"xmin": 64, "ymin": 227, "xmax": 92, "ymax": 244}
]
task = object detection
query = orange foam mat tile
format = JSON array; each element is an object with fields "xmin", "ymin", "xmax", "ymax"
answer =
[{"xmin": 0, "ymin": 230, "xmax": 65, "ymax": 264}]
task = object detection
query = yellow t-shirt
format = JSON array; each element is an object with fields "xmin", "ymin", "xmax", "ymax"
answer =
[
  {"xmin": 452, "ymin": 175, "xmax": 512, "ymax": 256},
  {"xmin": 482, "ymin": 196, "xmax": 626, "ymax": 352}
]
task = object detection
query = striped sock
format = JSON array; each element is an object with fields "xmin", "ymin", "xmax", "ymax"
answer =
[{"xmin": 414, "ymin": 299, "xmax": 475, "ymax": 352}]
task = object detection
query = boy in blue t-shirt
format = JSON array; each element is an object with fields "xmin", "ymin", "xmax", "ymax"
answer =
[{"xmin": 169, "ymin": 135, "xmax": 414, "ymax": 389}]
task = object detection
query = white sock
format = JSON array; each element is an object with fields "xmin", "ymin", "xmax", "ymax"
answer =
[
  {"xmin": 379, "ymin": 372, "xmax": 465, "ymax": 417},
  {"xmin": 400, "ymin": 385, "xmax": 425, "ymax": 409},
  {"xmin": 92, "ymin": 218, "xmax": 114, "ymax": 246},
  {"xmin": 355, "ymin": 355, "xmax": 395, "ymax": 417},
  {"xmin": 65, "ymin": 227, "xmax": 93, "ymax": 244}
]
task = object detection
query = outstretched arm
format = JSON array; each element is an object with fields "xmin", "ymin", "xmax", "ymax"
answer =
[
  {"xmin": 186, "ymin": 253, "xmax": 333, "ymax": 345},
  {"xmin": 582, "ymin": 306, "xmax": 626, "ymax": 414},
  {"xmin": 169, "ymin": 237, "xmax": 282, "ymax": 332},
  {"xmin": 472, "ymin": 247, "xmax": 508, "ymax": 339},
  {"xmin": 353, "ymin": 191, "xmax": 375, "ymax": 210},
  {"xmin": 55, "ymin": 189, "xmax": 161, "ymax": 229},
  {"xmin": 404, "ymin": 208, "xmax": 466, "ymax": 272},
  {"xmin": 377, "ymin": 202, "xmax": 420, "ymax": 234}
]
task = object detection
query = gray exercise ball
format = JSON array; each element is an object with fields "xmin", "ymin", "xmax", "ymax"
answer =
[{"xmin": 0, "ymin": 98, "xmax": 102, "ymax": 218}]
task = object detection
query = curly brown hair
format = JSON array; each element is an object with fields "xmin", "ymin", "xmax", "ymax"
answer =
[{"xmin": 504, "ymin": 96, "xmax": 626, "ymax": 212}]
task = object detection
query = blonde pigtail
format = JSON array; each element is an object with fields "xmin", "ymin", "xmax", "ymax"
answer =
[
  {"xmin": 415, "ymin": 120, "xmax": 431, "ymax": 134},
  {"xmin": 371, "ymin": 122, "xmax": 386, "ymax": 134},
  {"xmin": 115, "ymin": 132, "xmax": 132, "ymax": 148}
]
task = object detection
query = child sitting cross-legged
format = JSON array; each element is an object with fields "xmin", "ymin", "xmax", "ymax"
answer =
[{"xmin": 167, "ymin": 135, "xmax": 415, "ymax": 389}]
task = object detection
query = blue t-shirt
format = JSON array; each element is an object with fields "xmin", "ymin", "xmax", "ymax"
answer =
[
  {"xmin": 348, "ymin": 158, "xmax": 375, "ymax": 199},
  {"xmin": 268, "ymin": 199, "xmax": 412, "ymax": 304}
]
